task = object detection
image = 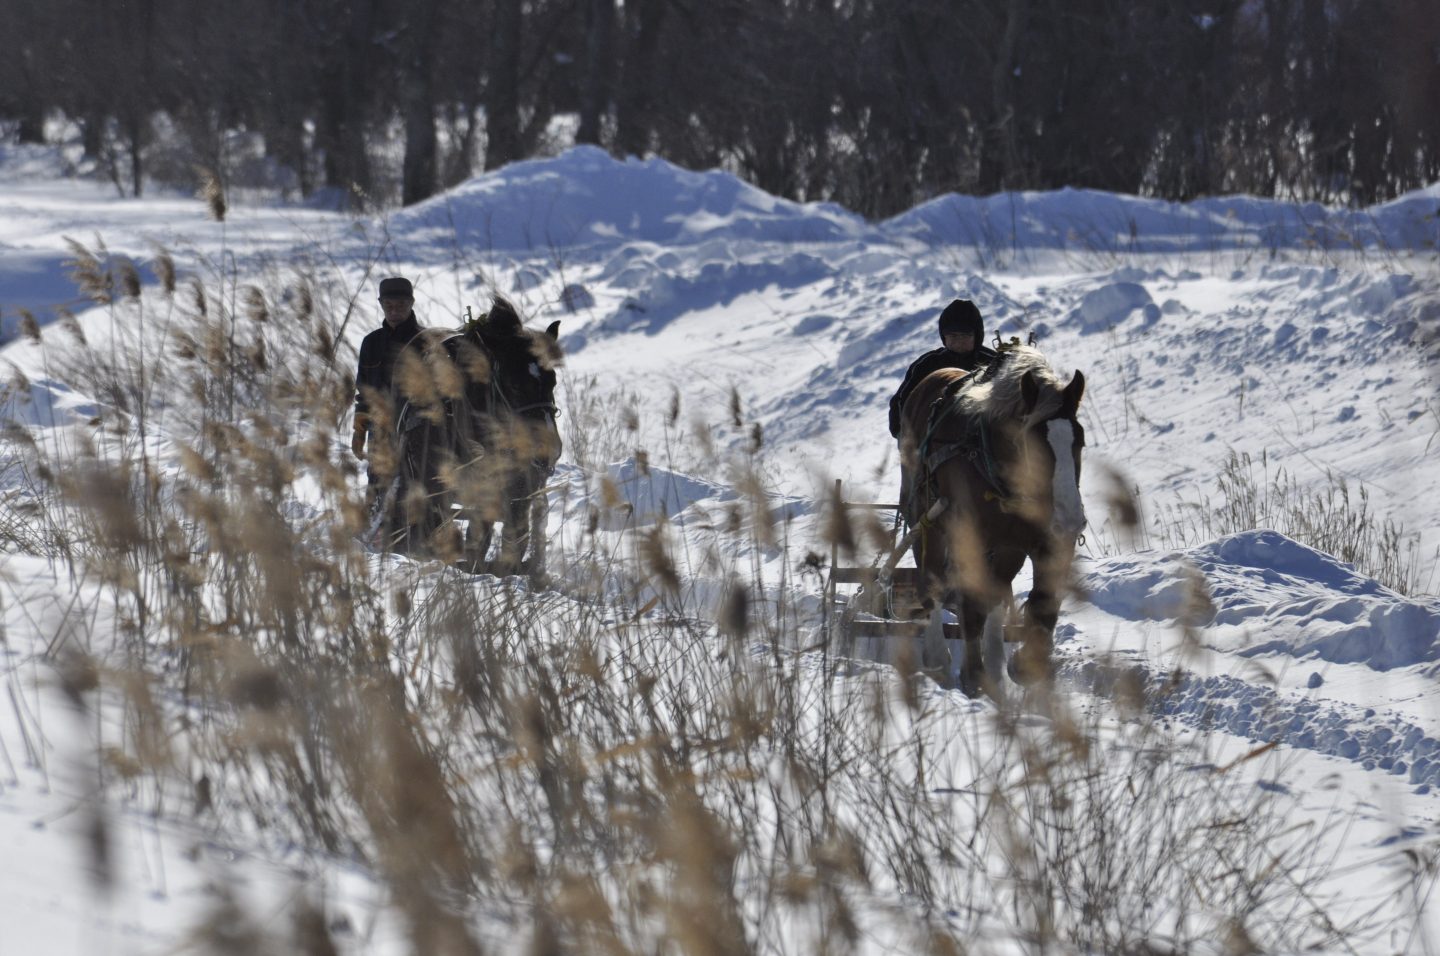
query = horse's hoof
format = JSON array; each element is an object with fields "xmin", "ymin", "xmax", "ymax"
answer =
[
  {"xmin": 1007, "ymin": 643, "xmax": 1054, "ymax": 686},
  {"xmin": 958, "ymin": 669, "xmax": 983, "ymax": 699},
  {"xmin": 956, "ymin": 646, "xmax": 986, "ymax": 698}
]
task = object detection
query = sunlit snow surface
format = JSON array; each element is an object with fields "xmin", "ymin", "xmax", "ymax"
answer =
[{"xmin": 2, "ymin": 139, "xmax": 1439, "ymax": 953}]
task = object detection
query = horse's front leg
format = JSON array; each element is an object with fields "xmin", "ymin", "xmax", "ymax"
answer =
[
  {"xmin": 906, "ymin": 510, "xmax": 952, "ymax": 673},
  {"xmin": 963, "ymin": 552, "xmax": 1023, "ymax": 699},
  {"xmin": 915, "ymin": 521, "xmax": 987, "ymax": 695},
  {"xmin": 952, "ymin": 592, "xmax": 989, "ymax": 698},
  {"xmin": 1009, "ymin": 550, "xmax": 1063, "ymax": 686},
  {"xmin": 494, "ymin": 470, "xmax": 532, "ymax": 575},
  {"xmin": 452, "ymin": 430, "xmax": 494, "ymax": 572},
  {"xmin": 526, "ymin": 478, "xmax": 550, "ymax": 579},
  {"xmin": 982, "ymin": 585, "xmax": 1014, "ymax": 696},
  {"xmin": 462, "ymin": 515, "xmax": 494, "ymax": 572},
  {"xmin": 916, "ymin": 579, "xmax": 987, "ymax": 697},
  {"xmin": 398, "ymin": 425, "xmax": 442, "ymax": 556},
  {"xmin": 912, "ymin": 521, "xmax": 952, "ymax": 677},
  {"xmin": 1009, "ymin": 602, "xmax": 1056, "ymax": 686}
]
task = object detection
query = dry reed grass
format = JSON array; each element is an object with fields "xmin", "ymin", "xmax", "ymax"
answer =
[
  {"xmin": 0, "ymin": 247, "xmax": 1425, "ymax": 954},
  {"xmin": 1140, "ymin": 449, "xmax": 1437, "ymax": 595}
]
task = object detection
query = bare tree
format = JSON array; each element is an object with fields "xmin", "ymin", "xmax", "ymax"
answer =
[
  {"xmin": 614, "ymin": 0, "xmax": 667, "ymax": 159},
  {"xmin": 401, "ymin": 0, "xmax": 444, "ymax": 204},
  {"xmin": 484, "ymin": 0, "xmax": 524, "ymax": 170},
  {"xmin": 577, "ymin": 0, "xmax": 616, "ymax": 145},
  {"xmin": 313, "ymin": 0, "xmax": 381, "ymax": 204},
  {"xmin": 1, "ymin": 0, "xmax": 1434, "ymax": 210}
]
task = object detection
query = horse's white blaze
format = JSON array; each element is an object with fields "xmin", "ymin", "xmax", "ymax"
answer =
[{"xmin": 1046, "ymin": 419, "xmax": 1086, "ymax": 538}]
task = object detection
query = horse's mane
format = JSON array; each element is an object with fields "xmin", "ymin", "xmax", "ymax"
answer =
[
  {"xmin": 445, "ymin": 296, "xmax": 562, "ymax": 368},
  {"xmin": 956, "ymin": 345, "xmax": 1067, "ymax": 422}
]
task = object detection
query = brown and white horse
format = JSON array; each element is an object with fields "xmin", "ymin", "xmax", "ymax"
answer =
[{"xmin": 899, "ymin": 345, "xmax": 1086, "ymax": 696}]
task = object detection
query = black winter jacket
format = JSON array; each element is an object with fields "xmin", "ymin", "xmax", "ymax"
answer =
[
  {"xmin": 354, "ymin": 313, "xmax": 423, "ymax": 424},
  {"xmin": 887, "ymin": 345, "xmax": 997, "ymax": 438}
]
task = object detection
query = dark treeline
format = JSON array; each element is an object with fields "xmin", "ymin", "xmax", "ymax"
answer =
[{"xmin": 2, "ymin": 0, "xmax": 1436, "ymax": 216}]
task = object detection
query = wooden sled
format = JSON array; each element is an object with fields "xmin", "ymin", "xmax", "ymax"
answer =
[
  {"xmin": 824, "ymin": 479, "xmax": 958, "ymax": 643},
  {"xmin": 824, "ymin": 480, "xmax": 1024, "ymax": 686}
]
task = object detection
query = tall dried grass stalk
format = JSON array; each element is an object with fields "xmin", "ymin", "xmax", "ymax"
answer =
[{"xmin": 0, "ymin": 259, "xmax": 1399, "ymax": 956}]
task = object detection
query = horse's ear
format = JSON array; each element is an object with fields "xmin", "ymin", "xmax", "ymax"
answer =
[
  {"xmin": 1020, "ymin": 370, "xmax": 1041, "ymax": 415},
  {"xmin": 1061, "ymin": 370, "xmax": 1085, "ymax": 417},
  {"xmin": 545, "ymin": 320, "xmax": 561, "ymax": 342}
]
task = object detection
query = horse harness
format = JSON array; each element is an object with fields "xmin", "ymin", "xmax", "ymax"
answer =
[
  {"xmin": 477, "ymin": 335, "xmax": 561, "ymax": 421},
  {"xmin": 911, "ymin": 362, "xmax": 1015, "ymax": 518},
  {"xmin": 905, "ymin": 353, "xmax": 1027, "ymax": 572},
  {"xmin": 908, "ymin": 362, "xmax": 1086, "ymax": 537}
]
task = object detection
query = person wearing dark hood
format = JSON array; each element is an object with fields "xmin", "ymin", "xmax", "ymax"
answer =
[
  {"xmin": 351, "ymin": 276, "xmax": 424, "ymax": 477},
  {"xmin": 887, "ymin": 299, "xmax": 996, "ymax": 439}
]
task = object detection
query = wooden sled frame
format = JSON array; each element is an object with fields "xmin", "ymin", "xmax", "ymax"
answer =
[
  {"xmin": 825, "ymin": 479, "xmax": 964, "ymax": 641},
  {"xmin": 825, "ymin": 480, "xmax": 1026, "ymax": 645}
]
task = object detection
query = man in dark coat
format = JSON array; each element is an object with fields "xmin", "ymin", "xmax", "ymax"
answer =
[
  {"xmin": 887, "ymin": 299, "xmax": 997, "ymax": 439},
  {"xmin": 352, "ymin": 276, "xmax": 424, "ymax": 477}
]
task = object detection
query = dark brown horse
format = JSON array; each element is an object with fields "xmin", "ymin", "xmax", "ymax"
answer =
[
  {"xmin": 899, "ymin": 344, "xmax": 1086, "ymax": 696},
  {"xmin": 385, "ymin": 298, "xmax": 562, "ymax": 574}
]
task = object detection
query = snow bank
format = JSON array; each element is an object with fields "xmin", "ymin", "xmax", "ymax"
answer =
[
  {"xmin": 1081, "ymin": 530, "xmax": 1440, "ymax": 671},
  {"xmin": 884, "ymin": 186, "xmax": 1440, "ymax": 254},
  {"xmin": 1070, "ymin": 282, "xmax": 1156, "ymax": 334},
  {"xmin": 0, "ymin": 377, "xmax": 100, "ymax": 429},
  {"xmin": 585, "ymin": 252, "xmax": 834, "ymax": 340},
  {"xmin": 596, "ymin": 457, "xmax": 735, "ymax": 530},
  {"xmin": 388, "ymin": 146, "xmax": 869, "ymax": 253},
  {"xmin": 0, "ymin": 245, "xmax": 85, "ymax": 335}
]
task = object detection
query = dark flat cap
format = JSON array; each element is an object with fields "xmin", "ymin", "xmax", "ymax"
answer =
[{"xmin": 378, "ymin": 276, "xmax": 413, "ymax": 299}]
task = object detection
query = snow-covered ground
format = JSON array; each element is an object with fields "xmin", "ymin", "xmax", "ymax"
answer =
[{"xmin": 3, "ymin": 137, "xmax": 1440, "ymax": 953}]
